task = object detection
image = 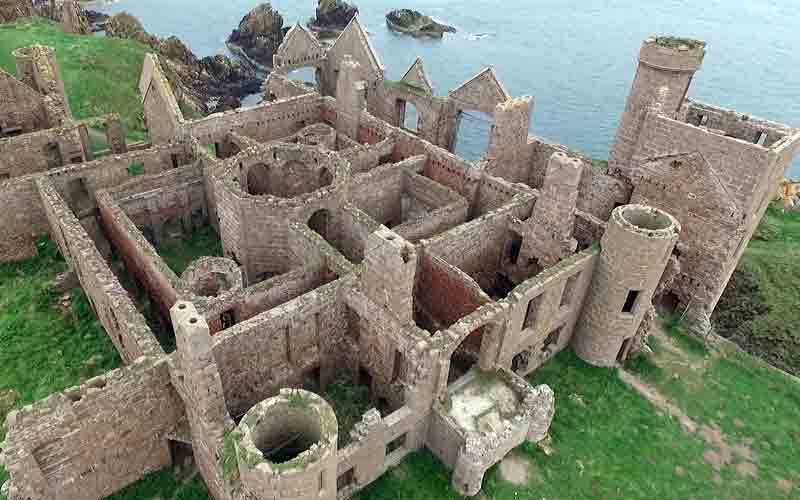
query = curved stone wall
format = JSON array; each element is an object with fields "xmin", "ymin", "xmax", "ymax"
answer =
[
  {"xmin": 233, "ymin": 388, "xmax": 338, "ymax": 500},
  {"xmin": 213, "ymin": 143, "xmax": 350, "ymax": 282},
  {"xmin": 572, "ymin": 204, "xmax": 680, "ymax": 366}
]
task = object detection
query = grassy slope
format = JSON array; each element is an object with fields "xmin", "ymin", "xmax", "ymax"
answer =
[
  {"xmin": 738, "ymin": 204, "xmax": 800, "ymax": 372},
  {"xmin": 0, "ymin": 20, "xmax": 148, "ymax": 136},
  {"xmin": 629, "ymin": 324, "xmax": 800, "ymax": 498},
  {"xmin": 0, "ymin": 239, "xmax": 121, "ymax": 498}
]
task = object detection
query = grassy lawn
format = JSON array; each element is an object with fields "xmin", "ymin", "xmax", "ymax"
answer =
[
  {"xmin": 156, "ymin": 225, "xmax": 224, "ymax": 276},
  {"xmin": 0, "ymin": 20, "xmax": 149, "ymax": 135},
  {"xmin": 0, "ymin": 238, "xmax": 121, "ymax": 499},
  {"xmin": 715, "ymin": 203, "xmax": 800, "ymax": 375}
]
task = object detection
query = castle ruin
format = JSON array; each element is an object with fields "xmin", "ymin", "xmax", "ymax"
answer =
[{"xmin": 0, "ymin": 20, "xmax": 798, "ymax": 500}]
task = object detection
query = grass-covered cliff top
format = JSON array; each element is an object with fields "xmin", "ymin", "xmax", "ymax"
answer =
[
  {"xmin": 0, "ymin": 20, "xmax": 149, "ymax": 137},
  {"xmin": 714, "ymin": 202, "xmax": 800, "ymax": 375}
]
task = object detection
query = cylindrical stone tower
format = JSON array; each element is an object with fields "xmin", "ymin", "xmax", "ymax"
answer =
[
  {"xmin": 232, "ymin": 389, "xmax": 338, "ymax": 500},
  {"xmin": 573, "ymin": 205, "xmax": 680, "ymax": 367},
  {"xmin": 608, "ymin": 37, "xmax": 705, "ymax": 174}
]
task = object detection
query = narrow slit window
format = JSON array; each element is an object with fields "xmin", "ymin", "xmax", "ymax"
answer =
[
  {"xmin": 755, "ymin": 131, "xmax": 767, "ymax": 146},
  {"xmin": 622, "ymin": 290, "xmax": 640, "ymax": 314},
  {"xmin": 697, "ymin": 114, "xmax": 708, "ymax": 126}
]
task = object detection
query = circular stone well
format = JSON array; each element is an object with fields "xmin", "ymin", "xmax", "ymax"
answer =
[{"xmin": 232, "ymin": 389, "xmax": 339, "ymax": 499}]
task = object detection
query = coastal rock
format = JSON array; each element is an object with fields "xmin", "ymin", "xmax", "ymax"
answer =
[
  {"xmin": 106, "ymin": 12, "xmax": 259, "ymax": 114},
  {"xmin": 227, "ymin": 3, "xmax": 286, "ymax": 67},
  {"xmin": 105, "ymin": 12, "xmax": 156, "ymax": 44},
  {"xmin": 310, "ymin": 0, "xmax": 358, "ymax": 33},
  {"xmin": 0, "ymin": 0, "xmax": 34, "ymax": 23},
  {"xmin": 386, "ymin": 9, "xmax": 456, "ymax": 38},
  {"xmin": 84, "ymin": 9, "xmax": 110, "ymax": 28}
]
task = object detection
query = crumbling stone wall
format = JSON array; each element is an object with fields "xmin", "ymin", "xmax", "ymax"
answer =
[
  {"xmin": 416, "ymin": 252, "xmax": 490, "ymax": 331},
  {"xmin": 0, "ymin": 69, "xmax": 48, "ymax": 136},
  {"xmin": 0, "ymin": 124, "xmax": 85, "ymax": 179},
  {"xmin": 39, "ymin": 177, "xmax": 162, "ymax": 361},
  {"xmin": 211, "ymin": 278, "xmax": 348, "ymax": 418},
  {"xmin": 496, "ymin": 248, "xmax": 597, "ymax": 374},
  {"xmin": 1, "ymin": 358, "xmax": 184, "ymax": 500}
]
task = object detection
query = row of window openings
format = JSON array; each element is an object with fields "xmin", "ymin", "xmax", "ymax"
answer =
[
  {"xmin": 523, "ymin": 277, "xmax": 640, "ymax": 331},
  {"xmin": 522, "ymin": 273, "xmax": 580, "ymax": 330},
  {"xmin": 694, "ymin": 114, "xmax": 769, "ymax": 145}
]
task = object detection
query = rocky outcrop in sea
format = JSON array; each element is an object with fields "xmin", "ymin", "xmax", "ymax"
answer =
[
  {"xmin": 308, "ymin": 0, "xmax": 358, "ymax": 37},
  {"xmin": 386, "ymin": 9, "xmax": 456, "ymax": 38},
  {"xmin": 106, "ymin": 12, "xmax": 260, "ymax": 114},
  {"xmin": 227, "ymin": 3, "xmax": 287, "ymax": 68}
]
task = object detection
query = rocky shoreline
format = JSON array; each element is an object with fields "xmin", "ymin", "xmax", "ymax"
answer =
[
  {"xmin": 105, "ymin": 12, "xmax": 261, "ymax": 114},
  {"xmin": 0, "ymin": 0, "xmax": 364, "ymax": 115},
  {"xmin": 386, "ymin": 9, "xmax": 456, "ymax": 38}
]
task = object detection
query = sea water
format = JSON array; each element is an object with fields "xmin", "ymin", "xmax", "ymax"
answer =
[{"xmin": 93, "ymin": 0, "xmax": 800, "ymax": 175}]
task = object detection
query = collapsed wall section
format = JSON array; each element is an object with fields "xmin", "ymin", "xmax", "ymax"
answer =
[
  {"xmin": 0, "ymin": 68, "xmax": 48, "ymax": 135},
  {"xmin": 1, "ymin": 358, "xmax": 184, "ymax": 500},
  {"xmin": 189, "ymin": 93, "xmax": 323, "ymax": 147}
]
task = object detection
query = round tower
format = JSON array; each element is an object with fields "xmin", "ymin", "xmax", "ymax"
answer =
[
  {"xmin": 573, "ymin": 205, "xmax": 680, "ymax": 367},
  {"xmin": 232, "ymin": 389, "xmax": 338, "ymax": 500},
  {"xmin": 608, "ymin": 37, "xmax": 706, "ymax": 174}
]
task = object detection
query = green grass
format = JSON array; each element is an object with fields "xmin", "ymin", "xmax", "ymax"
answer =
[
  {"xmin": 156, "ymin": 225, "xmax": 224, "ymax": 276},
  {"xmin": 359, "ymin": 349, "xmax": 718, "ymax": 500},
  {"xmin": 0, "ymin": 237, "xmax": 121, "ymax": 499},
  {"xmin": 633, "ymin": 322, "xmax": 800, "ymax": 498},
  {"xmin": 318, "ymin": 379, "xmax": 373, "ymax": 447},
  {"xmin": 715, "ymin": 202, "xmax": 800, "ymax": 374},
  {"xmin": 3, "ymin": 241, "xmax": 798, "ymax": 500},
  {"xmin": 0, "ymin": 20, "xmax": 149, "ymax": 134},
  {"xmin": 107, "ymin": 469, "xmax": 210, "ymax": 500},
  {"xmin": 358, "ymin": 347, "xmax": 800, "ymax": 500}
]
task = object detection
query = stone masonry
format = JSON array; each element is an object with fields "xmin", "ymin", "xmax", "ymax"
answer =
[{"xmin": 0, "ymin": 23, "xmax": 798, "ymax": 500}]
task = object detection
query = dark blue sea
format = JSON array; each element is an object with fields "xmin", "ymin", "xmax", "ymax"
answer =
[{"xmin": 93, "ymin": 0, "xmax": 800, "ymax": 176}]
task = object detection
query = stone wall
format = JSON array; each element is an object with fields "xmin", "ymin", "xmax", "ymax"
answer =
[
  {"xmin": 96, "ymin": 188, "xmax": 182, "ymax": 321},
  {"xmin": 211, "ymin": 278, "xmax": 348, "ymax": 418},
  {"xmin": 0, "ymin": 68, "xmax": 48, "ymax": 135},
  {"xmin": 634, "ymin": 111, "xmax": 771, "ymax": 213},
  {"xmin": 140, "ymin": 54, "xmax": 184, "ymax": 144},
  {"xmin": 38, "ymin": 177, "xmax": 162, "ymax": 361},
  {"xmin": 1, "ymin": 358, "xmax": 184, "ymax": 500},
  {"xmin": 416, "ymin": 252, "xmax": 490, "ymax": 331},
  {"xmin": 0, "ymin": 175, "xmax": 48, "ymax": 261},
  {"xmin": 0, "ymin": 124, "xmax": 85, "ymax": 180},
  {"xmin": 189, "ymin": 93, "xmax": 323, "ymax": 147},
  {"xmin": 496, "ymin": 248, "xmax": 598, "ymax": 374}
]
